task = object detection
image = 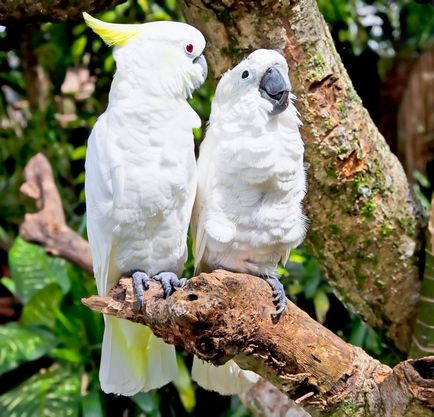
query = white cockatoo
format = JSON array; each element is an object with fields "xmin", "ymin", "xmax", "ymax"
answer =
[
  {"xmin": 83, "ymin": 13, "xmax": 207, "ymax": 396},
  {"xmin": 191, "ymin": 49, "xmax": 306, "ymax": 394}
]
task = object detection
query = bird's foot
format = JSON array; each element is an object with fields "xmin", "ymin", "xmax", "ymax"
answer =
[
  {"xmin": 262, "ymin": 273, "xmax": 287, "ymax": 319},
  {"xmin": 131, "ymin": 271, "xmax": 150, "ymax": 310},
  {"xmin": 152, "ymin": 272, "xmax": 186, "ymax": 298}
]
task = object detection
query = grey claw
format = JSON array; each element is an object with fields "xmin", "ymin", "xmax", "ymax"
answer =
[
  {"xmin": 152, "ymin": 272, "xmax": 185, "ymax": 298},
  {"xmin": 177, "ymin": 278, "xmax": 187, "ymax": 287},
  {"xmin": 131, "ymin": 271, "xmax": 150, "ymax": 310},
  {"xmin": 263, "ymin": 275, "xmax": 287, "ymax": 318}
]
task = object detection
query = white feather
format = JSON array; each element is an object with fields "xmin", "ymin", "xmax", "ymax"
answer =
[
  {"xmin": 192, "ymin": 358, "xmax": 259, "ymax": 395},
  {"xmin": 191, "ymin": 49, "xmax": 306, "ymax": 394},
  {"xmin": 85, "ymin": 22, "xmax": 205, "ymax": 395}
]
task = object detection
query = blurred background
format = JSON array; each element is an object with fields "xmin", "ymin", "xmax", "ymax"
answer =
[{"xmin": 0, "ymin": 0, "xmax": 433, "ymax": 416}]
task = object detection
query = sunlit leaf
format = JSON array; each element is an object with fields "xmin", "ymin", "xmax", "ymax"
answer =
[
  {"xmin": 173, "ymin": 355, "xmax": 196, "ymax": 412},
  {"xmin": 313, "ymin": 289, "xmax": 330, "ymax": 324},
  {"xmin": 71, "ymin": 145, "xmax": 87, "ymax": 161},
  {"xmin": 20, "ymin": 283, "xmax": 64, "ymax": 329},
  {"xmin": 0, "ymin": 365, "xmax": 80, "ymax": 417},
  {"xmin": 0, "ymin": 323, "xmax": 56, "ymax": 376},
  {"xmin": 9, "ymin": 238, "xmax": 70, "ymax": 304},
  {"xmin": 1, "ymin": 277, "xmax": 16, "ymax": 295}
]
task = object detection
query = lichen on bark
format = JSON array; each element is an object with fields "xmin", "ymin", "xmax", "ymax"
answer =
[{"xmin": 180, "ymin": 0, "xmax": 423, "ymax": 351}]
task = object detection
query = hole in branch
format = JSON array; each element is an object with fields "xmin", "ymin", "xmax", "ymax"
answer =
[
  {"xmin": 411, "ymin": 358, "xmax": 434, "ymax": 380},
  {"xmin": 187, "ymin": 293, "xmax": 198, "ymax": 301}
]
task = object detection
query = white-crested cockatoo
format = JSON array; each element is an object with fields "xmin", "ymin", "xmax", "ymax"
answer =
[
  {"xmin": 191, "ymin": 49, "xmax": 307, "ymax": 394},
  {"xmin": 83, "ymin": 13, "xmax": 207, "ymax": 396}
]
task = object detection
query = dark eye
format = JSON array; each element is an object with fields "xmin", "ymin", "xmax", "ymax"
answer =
[
  {"xmin": 241, "ymin": 70, "xmax": 249, "ymax": 79},
  {"xmin": 185, "ymin": 44, "xmax": 194, "ymax": 54}
]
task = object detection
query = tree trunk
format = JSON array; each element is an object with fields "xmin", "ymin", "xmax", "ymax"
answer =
[
  {"xmin": 180, "ymin": 0, "xmax": 424, "ymax": 352},
  {"xmin": 82, "ymin": 273, "xmax": 434, "ymax": 417}
]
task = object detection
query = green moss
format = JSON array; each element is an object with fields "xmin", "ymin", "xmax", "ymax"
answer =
[
  {"xmin": 361, "ymin": 199, "xmax": 376, "ymax": 219},
  {"xmin": 323, "ymin": 117, "xmax": 334, "ymax": 132},
  {"xmin": 336, "ymin": 100, "xmax": 347, "ymax": 118},
  {"xmin": 307, "ymin": 52, "xmax": 327, "ymax": 82},
  {"xmin": 328, "ymin": 224, "xmax": 341, "ymax": 235},
  {"xmin": 327, "ymin": 399, "xmax": 363, "ymax": 417},
  {"xmin": 380, "ymin": 224, "xmax": 394, "ymax": 238}
]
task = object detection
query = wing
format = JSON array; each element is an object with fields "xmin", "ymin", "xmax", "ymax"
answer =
[
  {"xmin": 191, "ymin": 128, "xmax": 236, "ymax": 273},
  {"xmin": 85, "ymin": 114, "xmax": 120, "ymax": 295}
]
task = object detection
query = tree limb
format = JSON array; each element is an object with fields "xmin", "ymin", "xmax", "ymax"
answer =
[
  {"xmin": 82, "ymin": 272, "xmax": 434, "ymax": 417},
  {"xmin": 0, "ymin": 0, "xmax": 124, "ymax": 24},
  {"xmin": 19, "ymin": 153, "xmax": 92, "ymax": 274},
  {"xmin": 180, "ymin": 0, "xmax": 424, "ymax": 352}
]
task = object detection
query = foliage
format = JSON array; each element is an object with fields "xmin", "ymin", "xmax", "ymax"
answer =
[
  {"xmin": 0, "ymin": 0, "xmax": 429, "ymax": 415},
  {"xmin": 318, "ymin": 0, "xmax": 434, "ymax": 57}
]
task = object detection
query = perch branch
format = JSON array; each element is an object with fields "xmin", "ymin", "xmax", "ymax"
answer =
[
  {"xmin": 83, "ymin": 272, "xmax": 434, "ymax": 417},
  {"xmin": 19, "ymin": 153, "xmax": 92, "ymax": 274}
]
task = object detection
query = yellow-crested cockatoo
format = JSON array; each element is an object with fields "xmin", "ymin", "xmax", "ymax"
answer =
[
  {"xmin": 191, "ymin": 49, "xmax": 306, "ymax": 394},
  {"xmin": 83, "ymin": 13, "xmax": 207, "ymax": 396}
]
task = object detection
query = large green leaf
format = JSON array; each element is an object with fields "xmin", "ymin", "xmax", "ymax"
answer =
[
  {"xmin": 9, "ymin": 237, "xmax": 70, "ymax": 304},
  {"xmin": 0, "ymin": 365, "xmax": 80, "ymax": 417},
  {"xmin": 20, "ymin": 283, "xmax": 64, "ymax": 329},
  {"xmin": 0, "ymin": 323, "xmax": 56, "ymax": 376}
]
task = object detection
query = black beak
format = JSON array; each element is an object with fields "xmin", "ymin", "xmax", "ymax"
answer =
[
  {"xmin": 193, "ymin": 54, "xmax": 208, "ymax": 82},
  {"xmin": 259, "ymin": 66, "xmax": 290, "ymax": 115}
]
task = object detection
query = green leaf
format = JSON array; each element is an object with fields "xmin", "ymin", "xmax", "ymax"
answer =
[
  {"xmin": 71, "ymin": 145, "xmax": 87, "ymax": 161},
  {"xmin": 71, "ymin": 36, "xmax": 87, "ymax": 63},
  {"xmin": 81, "ymin": 391, "xmax": 105, "ymax": 417},
  {"xmin": 173, "ymin": 355, "xmax": 196, "ymax": 412},
  {"xmin": 1, "ymin": 277, "xmax": 16, "ymax": 295},
  {"xmin": 20, "ymin": 283, "xmax": 64, "ymax": 329},
  {"xmin": 349, "ymin": 318, "xmax": 368, "ymax": 347},
  {"xmin": 0, "ymin": 323, "xmax": 56, "ymax": 376},
  {"xmin": 51, "ymin": 348, "xmax": 82, "ymax": 364},
  {"xmin": 9, "ymin": 237, "xmax": 70, "ymax": 304},
  {"xmin": 302, "ymin": 260, "xmax": 322, "ymax": 299},
  {"xmin": 0, "ymin": 365, "xmax": 80, "ymax": 417},
  {"xmin": 313, "ymin": 289, "xmax": 330, "ymax": 324},
  {"xmin": 132, "ymin": 392, "xmax": 161, "ymax": 417}
]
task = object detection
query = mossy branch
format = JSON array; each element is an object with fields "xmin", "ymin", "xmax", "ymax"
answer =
[{"xmin": 83, "ymin": 273, "xmax": 434, "ymax": 417}]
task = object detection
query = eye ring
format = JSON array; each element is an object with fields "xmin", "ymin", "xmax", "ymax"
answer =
[
  {"xmin": 241, "ymin": 70, "xmax": 249, "ymax": 79},
  {"xmin": 185, "ymin": 44, "xmax": 194, "ymax": 54}
]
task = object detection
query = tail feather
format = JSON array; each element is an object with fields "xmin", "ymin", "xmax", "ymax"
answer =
[
  {"xmin": 192, "ymin": 357, "xmax": 259, "ymax": 395},
  {"xmin": 100, "ymin": 316, "xmax": 177, "ymax": 395}
]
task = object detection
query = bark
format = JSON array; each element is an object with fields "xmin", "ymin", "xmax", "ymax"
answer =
[
  {"xmin": 0, "ymin": 0, "xmax": 124, "ymax": 24},
  {"xmin": 82, "ymin": 272, "xmax": 434, "ymax": 417},
  {"xmin": 18, "ymin": 25, "xmax": 51, "ymax": 112},
  {"xmin": 180, "ymin": 0, "xmax": 423, "ymax": 352},
  {"xmin": 398, "ymin": 48, "xmax": 434, "ymax": 179},
  {"xmin": 19, "ymin": 153, "xmax": 93, "ymax": 274},
  {"xmin": 410, "ymin": 198, "xmax": 434, "ymax": 358}
]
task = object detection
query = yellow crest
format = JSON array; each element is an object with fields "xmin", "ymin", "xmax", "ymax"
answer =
[{"xmin": 83, "ymin": 12, "xmax": 145, "ymax": 46}]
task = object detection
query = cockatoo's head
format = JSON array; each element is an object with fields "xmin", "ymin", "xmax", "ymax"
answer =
[
  {"xmin": 214, "ymin": 49, "xmax": 293, "ymax": 117},
  {"xmin": 83, "ymin": 13, "xmax": 207, "ymax": 98}
]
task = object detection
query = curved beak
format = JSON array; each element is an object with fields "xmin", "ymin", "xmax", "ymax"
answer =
[
  {"xmin": 193, "ymin": 54, "xmax": 208, "ymax": 83},
  {"xmin": 259, "ymin": 65, "xmax": 291, "ymax": 115}
]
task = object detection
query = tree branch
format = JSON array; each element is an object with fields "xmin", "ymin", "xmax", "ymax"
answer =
[
  {"xmin": 180, "ymin": 0, "xmax": 424, "ymax": 352},
  {"xmin": 19, "ymin": 153, "xmax": 92, "ymax": 274},
  {"xmin": 0, "ymin": 0, "xmax": 124, "ymax": 24},
  {"xmin": 82, "ymin": 272, "xmax": 434, "ymax": 417}
]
